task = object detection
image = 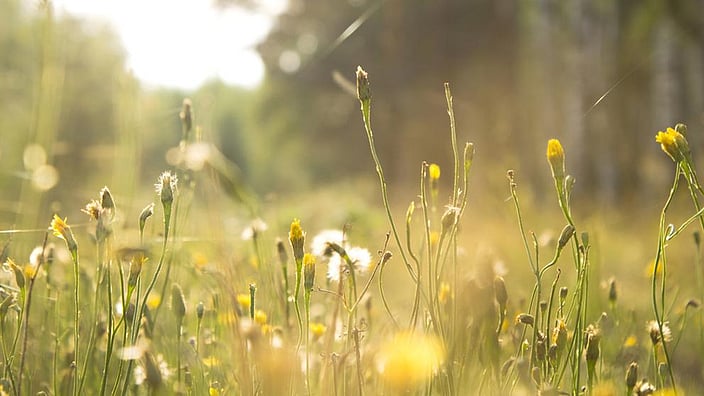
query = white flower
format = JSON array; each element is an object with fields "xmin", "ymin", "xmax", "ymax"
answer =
[
  {"xmin": 134, "ymin": 365, "xmax": 146, "ymax": 386},
  {"xmin": 348, "ymin": 246, "xmax": 372, "ymax": 274},
  {"xmin": 647, "ymin": 320, "xmax": 672, "ymax": 345},
  {"xmin": 241, "ymin": 218, "xmax": 268, "ymax": 240},
  {"xmin": 311, "ymin": 229, "xmax": 344, "ymax": 256},
  {"xmin": 327, "ymin": 255, "xmax": 343, "ymax": 282}
]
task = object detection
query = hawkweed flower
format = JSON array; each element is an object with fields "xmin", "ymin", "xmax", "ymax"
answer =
[
  {"xmin": 82, "ymin": 191, "xmax": 113, "ymax": 242},
  {"xmin": 647, "ymin": 320, "xmax": 672, "ymax": 345},
  {"xmin": 655, "ymin": 127, "xmax": 690, "ymax": 164},
  {"xmin": 546, "ymin": 139, "xmax": 565, "ymax": 181},
  {"xmin": 50, "ymin": 214, "xmax": 77, "ymax": 254}
]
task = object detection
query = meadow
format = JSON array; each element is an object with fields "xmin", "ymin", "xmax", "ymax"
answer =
[{"xmin": 1, "ymin": 65, "xmax": 703, "ymax": 396}]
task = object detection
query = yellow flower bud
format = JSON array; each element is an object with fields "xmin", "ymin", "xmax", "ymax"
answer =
[{"xmin": 546, "ymin": 139, "xmax": 565, "ymax": 180}]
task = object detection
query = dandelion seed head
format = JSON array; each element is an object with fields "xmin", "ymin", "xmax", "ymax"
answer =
[{"xmin": 311, "ymin": 229, "xmax": 344, "ymax": 257}]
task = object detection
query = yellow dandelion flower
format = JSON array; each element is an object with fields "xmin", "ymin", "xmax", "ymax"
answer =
[
  {"xmin": 289, "ymin": 219, "xmax": 305, "ymax": 262},
  {"xmin": 236, "ymin": 293, "xmax": 251, "ymax": 311},
  {"xmin": 546, "ymin": 139, "xmax": 565, "ymax": 180},
  {"xmin": 146, "ymin": 294, "xmax": 161, "ymax": 310},
  {"xmin": 377, "ymin": 332, "xmax": 444, "ymax": 392},
  {"xmin": 254, "ymin": 309, "xmax": 268, "ymax": 325},
  {"xmin": 50, "ymin": 214, "xmax": 78, "ymax": 252},
  {"xmin": 428, "ymin": 163, "xmax": 441, "ymax": 180},
  {"xmin": 209, "ymin": 387, "xmax": 220, "ymax": 396},
  {"xmin": 655, "ymin": 127, "xmax": 689, "ymax": 163},
  {"xmin": 310, "ymin": 322, "xmax": 327, "ymax": 340}
]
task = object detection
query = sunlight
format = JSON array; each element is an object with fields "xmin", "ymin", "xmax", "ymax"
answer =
[{"xmin": 52, "ymin": 0, "xmax": 287, "ymax": 89}]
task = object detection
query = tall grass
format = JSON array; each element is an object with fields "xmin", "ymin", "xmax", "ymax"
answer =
[{"xmin": 1, "ymin": 67, "xmax": 703, "ymax": 395}]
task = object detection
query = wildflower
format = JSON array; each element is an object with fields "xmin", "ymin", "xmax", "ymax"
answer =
[
  {"xmin": 635, "ymin": 379, "xmax": 656, "ymax": 395},
  {"xmin": 254, "ymin": 309, "xmax": 268, "ymax": 325},
  {"xmin": 241, "ymin": 218, "xmax": 267, "ymax": 240},
  {"xmin": 303, "ymin": 253, "xmax": 316, "ymax": 292},
  {"xmin": 146, "ymin": 294, "xmax": 161, "ymax": 310},
  {"xmin": 289, "ymin": 219, "xmax": 305, "ymax": 263},
  {"xmin": 155, "ymin": 171, "xmax": 178, "ymax": 205},
  {"xmin": 310, "ymin": 323, "xmax": 326, "ymax": 341},
  {"xmin": 236, "ymin": 293, "xmax": 251, "ymax": 311},
  {"xmin": 546, "ymin": 139, "xmax": 565, "ymax": 180},
  {"xmin": 646, "ymin": 320, "xmax": 672, "ymax": 345},
  {"xmin": 376, "ymin": 332, "xmax": 444, "ymax": 392},
  {"xmin": 428, "ymin": 163, "xmax": 441, "ymax": 180},
  {"xmin": 438, "ymin": 282, "xmax": 451, "ymax": 304},
  {"xmin": 655, "ymin": 127, "xmax": 690, "ymax": 163},
  {"xmin": 50, "ymin": 214, "xmax": 77, "ymax": 253},
  {"xmin": 325, "ymin": 245, "xmax": 371, "ymax": 283},
  {"xmin": 311, "ymin": 229, "xmax": 344, "ymax": 257}
]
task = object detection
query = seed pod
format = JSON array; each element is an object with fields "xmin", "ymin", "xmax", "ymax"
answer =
[
  {"xmin": 625, "ymin": 362, "xmax": 638, "ymax": 390},
  {"xmin": 171, "ymin": 283, "xmax": 186, "ymax": 321},
  {"xmin": 493, "ymin": 276, "xmax": 508, "ymax": 310}
]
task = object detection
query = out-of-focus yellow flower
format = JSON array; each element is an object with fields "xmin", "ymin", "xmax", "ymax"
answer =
[
  {"xmin": 193, "ymin": 252, "xmax": 208, "ymax": 271},
  {"xmin": 438, "ymin": 282, "xmax": 451, "ymax": 304},
  {"xmin": 645, "ymin": 259, "xmax": 663, "ymax": 278},
  {"xmin": 254, "ymin": 309, "xmax": 267, "ymax": 325},
  {"xmin": 429, "ymin": 231, "xmax": 440, "ymax": 247},
  {"xmin": 208, "ymin": 387, "xmax": 220, "ymax": 396},
  {"xmin": 376, "ymin": 332, "xmax": 444, "ymax": 392},
  {"xmin": 310, "ymin": 322, "xmax": 327, "ymax": 341},
  {"xmin": 23, "ymin": 264, "xmax": 37, "ymax": 280},
  {"xmin": 202, "ymin": 356, "xmax": 220, "ymax": 368},
  {"xmin": 623, "ymin": 335, "xmax": 638, "ymax": 348},
  {"xmin": 303, "ymin": 253, "xmax": 316, "ymax": 292},
  {"xmin": 429, "ymin": 163, "xmax": 441, "ymax": 180},
  {"xmin": 237, "ymin": 293, "xmax": 251, "ymax": 311},
  {"xmin": 656, "ymin": 127, "xmax": 689, "ymax": 163},
  {"xmin": 546, "ymin": 139, "xmax": 565, "ymax": 180},
  {"xmin": 146, "ymin": 294, "xmax": 161, "ymax": 310}
]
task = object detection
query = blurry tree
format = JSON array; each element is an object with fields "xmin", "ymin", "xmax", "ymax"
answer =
[{"xmin": 220, "ymin": 0, "xmax": 704, "ymax": 208}]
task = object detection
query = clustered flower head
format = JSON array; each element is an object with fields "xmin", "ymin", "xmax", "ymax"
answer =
[
  {"xmin": 655, "ymin": 127, "xmax": 691, "ymax": 164},
  {"xmin": 647, "ymin": 320, "xmax": 672, "ymax": 345},
  {"xmin": 310, "ymin": 229, "xmax": 371, "ymax": 283},
  {"xmin": 50, "ymin": 214, "xmax": 78, "ymax": 253}
]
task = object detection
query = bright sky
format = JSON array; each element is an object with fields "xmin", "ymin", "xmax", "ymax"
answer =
[{"xmin": 51, "ymin": 0, "xmax": 288, "ymax": 90}]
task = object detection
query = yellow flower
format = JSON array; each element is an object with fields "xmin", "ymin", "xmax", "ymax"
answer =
[
  {"xmin": 208, "ymin": 387, "xmax": 220, "ymax": 396},
  {"xmin": 254, "ymin": 309, "xmax": 268, "ymax": 325},
  {"xmin": 438, "ymin": 282, "xmax": 451, "ymax": 304},
  {"xmin": 376, "ymin": 332, "xmax": 444, "ymax": 392},
  {"xmin": 289, "ymin": 219, "xmax": 305, "ymax": 262},
  {"xmin": 655, "ymin": 127, "xmax": 689, "ymax": 163},
  {"xmin": 50, "ymin": 214, "xmax": 78, "ymax": 252},
  {"xmin": 623, "ymin": 335, "xmax": 638, "ymax": 348},
  {"xmin": 310, "ymin": 322, "xmax": 327, "ymax": 341},
  {"xmin": 146, "ymin": 294, "xmax": 161, "ymax": 310},
  {"xmin": 428, "ymin": 163, "xmax": 441, "ymax": 180},
  {"xmin": 236, "ymin": 293, "xmax": 251, "ymax": 311},
  {"xmin": 546, "ymin": 139, "xmax": 565, "ymax": 180},
  {"xmin": 303, "ymin": 253, "xmax": 316, "ymax": 292}
]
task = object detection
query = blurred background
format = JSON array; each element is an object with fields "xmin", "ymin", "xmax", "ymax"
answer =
[{"xmin": 2, "ymin": 0, "xmax": 704, "ymax": 228}]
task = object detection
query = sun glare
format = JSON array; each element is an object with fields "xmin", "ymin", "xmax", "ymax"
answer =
[{"xmin": 51, "ymin": 0, "xmax": 286, "ymax": 90}]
